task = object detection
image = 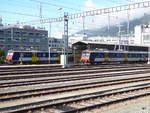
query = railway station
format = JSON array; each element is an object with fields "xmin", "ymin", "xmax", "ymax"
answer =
[{"xmin": 1, "ymin": 0, "xmax": 150, "ymax": 113}]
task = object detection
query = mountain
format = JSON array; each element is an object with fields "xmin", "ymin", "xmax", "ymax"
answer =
[{"xmin": 76, "ymin": 13, "xmax": 150, "ymax": 37}]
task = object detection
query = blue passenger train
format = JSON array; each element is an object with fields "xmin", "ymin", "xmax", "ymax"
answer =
[
  {"xmin": 5, "ymin": 50, "xmax": 61, "ymax": 64},
  {"xmin": 80, "ymin": 49, "xmax": 148, "ymax": 64}
]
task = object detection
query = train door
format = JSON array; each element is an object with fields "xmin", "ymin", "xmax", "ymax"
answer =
[
  {"xmin": 104, "ymin": 52, "xmax": 109, "ymax": 62},
  {"xmin": 32, "ymin": 52, "xmax": 37, "ymax": 62},
  {"xmin": 124, "ymin": 52, "xmax": 128, "ymax": 62}
]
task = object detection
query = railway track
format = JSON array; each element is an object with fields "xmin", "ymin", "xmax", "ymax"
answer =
[
  {"xmin": 1, "ymin": 65, "xmax": 150, "ymax": 81},
  {"xmin": 0, "ymin": 82, "xmax": 150, "ymax": 113},
  {"xmin": 0, "ymin": 64, "xmax": 150, "ymax": 113},
  {"xmin": 1, "ymin": 68, "xmax": 150, "ymax": 88},
  {"xmin": 0, "ymin": 73, "xmax": 150, "ymax": 102},
  {"xmin": 0, "ymin": 64, "xmax": 147, "ymax": 73}
]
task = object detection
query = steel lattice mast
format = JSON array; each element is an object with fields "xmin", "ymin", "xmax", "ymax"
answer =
[{"xmin": 19, "ymin": 1, "xmax": 150, "ymax": 25}]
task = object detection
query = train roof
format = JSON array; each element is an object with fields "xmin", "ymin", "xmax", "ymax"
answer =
[
  {"xmin": 82, "ymin": 49, "xmax": 147, "ymax": 54},
  {"xmin": 7, "ymin": 50, "xmax": 60, "ymax": 53},
  {"xmin": 75, "ymin": 41, "xmax": 149, "ymax": 47}
]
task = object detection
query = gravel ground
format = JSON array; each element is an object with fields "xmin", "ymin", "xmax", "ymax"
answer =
[{"xmin": 89, "ymin": 95, "xmax": 150, "ymax": 113}]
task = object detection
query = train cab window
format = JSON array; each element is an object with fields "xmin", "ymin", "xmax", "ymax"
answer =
[
  {"xmin": 82, "ymin": 52, "xmax": 90, "ymax": 57},
  {"xmin": 7, "ymin": 52, "xmax": 14, "ymax": 56}
]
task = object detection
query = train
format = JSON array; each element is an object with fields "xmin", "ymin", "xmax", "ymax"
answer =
[
  {"xmin": 80, "ymin": 49, "xmax": 148, "ymax": 64},
  {"xmin": 5, "ymin": 50, "xmax": 61, "ymax": 64}
]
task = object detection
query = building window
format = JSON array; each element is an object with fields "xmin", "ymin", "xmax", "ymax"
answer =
[
  {"xmin": 36, "ymin": 39, "xmax": 40, "ymax": 42},
  {"xmin": 36, "ymin": 33, "xmax": 40, "ymax": 36},
  {"xmin": 13, "ymin": 38, "xmax": 20, "ymax": 42},
  {"xmin": 29, "ymin": 39, "xmax": 34, "ymax": 42},
  {"xmin": 29, "ymin": 33, "xmax": 34, "ymax": 36},
  {"xmin": 7, "ymin": 38, "xmax": 12, "ymax": 41},
  {"xmin": 0, "ymin": 38, "xmax": 4, "ymax": 41}
]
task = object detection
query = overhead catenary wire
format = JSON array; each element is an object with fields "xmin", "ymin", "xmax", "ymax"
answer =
[
  {"xmin": 0, "ymin": 10, "xmax": 39, "ymax": 17},
  {"xmin": 29, "ymin": 0, "xmax": 82, "ymax": 11},
  {"xmin": 18, "ymin": 1, "xmax": 150, "ymax": 25},
  {"xmin": 2, "ymin": 0, "xmax": 53, "ymax": 14}
]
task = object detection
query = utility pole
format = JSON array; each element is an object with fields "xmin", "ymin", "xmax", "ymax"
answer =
[
  {"xmin": 20, "ymin": 31, "xmax": 23, "ymax": 64},
  {"xmin": 118, "ymin": 24, "xmax": 121, "ymax": 50},
  {"xmin": 107, "ymin": 13, "xmax": 110, "ymax": 37},
  {"xmin": 62, "ymin": 12, "xmax": 69, "ymax": 68},
  {"xmin": 82, "ymin": 16, "xmax": 86, "ymax": 40},
  {"xmin": 48, "ymin": 23, "xmax": 51, "ymax": 64},
  {"xmin": 39, "ymin": 2, "xmax": 43, "ymax": 27}
]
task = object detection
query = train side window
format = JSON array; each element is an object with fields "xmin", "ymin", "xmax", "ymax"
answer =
[
  {"xmin": 43, "ymin": 53, "xmax": 46, "ymax": 57},
  {"xmin": 128, "ymin": 53, "xmax": 132, "ymax": 58},
  {"xmin": 137, "ymin": 54, "xmax": 140, "ymax": 58},
  {"xmin": 13, "ymin": 52, "xmax": 20, "ymax": 57},
  {"xmin": 120, "ymin": 53, "xmax": 123, "ymax": 58},
  {"xmin": 24, "ymin": 52, "xmax": 32, "ymax": 57},
  {"xmin": 51, "ymin": 53, "xmax": 58, "ymax": 57},
  {"xmin": 46, "ymin": 53, "xmax": 49, "ymax": 57},
  {"xmin": 109, "ymin": 53, "xmax": 112, "ymax": 58},
  {"xmin": 109, "ymin": 53, "xmax": 115, "ymax": 58},
  {"xmin": 116, "ymin": 53, "xmax": 120, "ymax": 58},
  {"xmin": 131, "ymin": 54, "xmax": 134, "ymax": 58},
  {"xmin": 100, "ymin": 53, "xmax": 104, "ymax": 58},
  {"xmin": 50, "ymin": 53, "xmax": 54, "ymax": 57},
  {"xmin": 37, "ymin": 53, "xmax": 42, "ymax": 57},
  {"xmin": 93, "ymin": 52, "xmax": 103, "ymax": 58}
]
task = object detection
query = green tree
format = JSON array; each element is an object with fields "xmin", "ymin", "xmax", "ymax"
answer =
[{"xmin": 0, "ymin": 49, "xmax": 5, "ymax": 64}]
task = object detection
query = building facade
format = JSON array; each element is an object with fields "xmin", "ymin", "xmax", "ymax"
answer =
[
  {"xmin": 48, "ymin": 37, "xmax": 63, "ymax": 51},
  {"xmin": 0, "ymin": 25, "xmax": 48, "ymax": 53},
  {"xmin": 134, "ymin": 25, "xmax": 150, "ymax": 46}
]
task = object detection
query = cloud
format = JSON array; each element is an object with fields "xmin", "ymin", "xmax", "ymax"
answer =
[
  {"xmin": 128, "ymin": 0, "xmax": 150, "ymax": 3},
  {"xmin": 85, "ymin": 0, "xmax": 94, "ymax": 8},
  {"xmin": 82, "ymin": 0, "xmax": 150, "ymax": 30},
  {"xmin": 52, "ymin": 0, "xmax": 150, "ymax": 37}
]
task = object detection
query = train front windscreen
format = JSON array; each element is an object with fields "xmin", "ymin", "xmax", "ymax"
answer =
[
  {"xmin": 6, "ymin": 51, "xmax": 14, "ymax": 61},
  {"xmin": 82, "ymin": 52, "xmax": 90, "ymax": 57},
  {"xmin": 81, "ymin": 51, "xmax": 90, "ymax": 63}
]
